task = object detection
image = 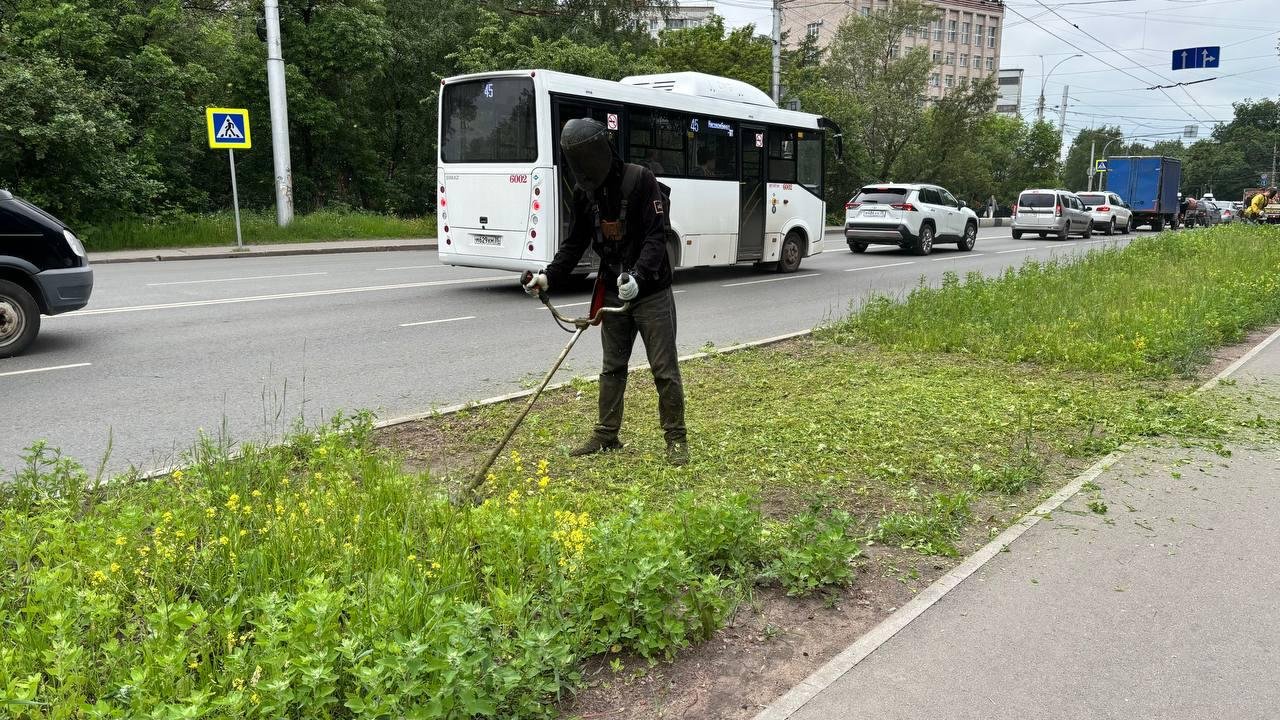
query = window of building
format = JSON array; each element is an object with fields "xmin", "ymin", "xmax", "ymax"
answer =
[
  {"xmin": 986, "ymin": 57, "xmax": 995, "ymax": 71},
  {"xmin": 933, "ymin": 21, "xmax": 943, "ymax": 41},
  {"xmin": 959, "ymin": 54, "xmax": 968, "ymax": 68},
  {"xmin": 905, "ymin": 24, "xmax": 916, "ymax": 38},
  {"xmin": 932, "ymin": 50, "xmax": 942, "ymax": 63},
  {"xmin": 961, "ymin": 22, "xmax": 970, "ymax": 44},
  {"xmin": 989, "ymin": 29, "xmax": 997, "ymax": 48},
  {"xmin": 627, "ymin": 108, "xmax": 686, "ymax": 177},
  {"xmin": 945, "ymin": 75, "xmax": 955, "ymax": 88},
  {"xmin": 860, "ymin": 6, "xmax": 870, "ymax": 17},
  {"xmin": 945, "ymin": 52, "xmax": 955, "ymax": 66},
  {"xmin": 948, "ymin": 19, "xmax": 957, "ymax": 42},
  {"xmin": 687, "ymin": 116, "xmax": 736, "ymax": 179},
  {"xmin": 918, "ymin": 22, "xmax": 929, "ymax": 37},
  {"xmin": 930, "ymin": 73, "xmax": 940, "ymax": 87},
  {"xmin": 976, "ymin": 25, "xmax": 985, "ymax": 45},
  {"xmin": 890, "ymin": 44, "xmax": 900, "ymax": 59},
  {"xmin": 806, "ymin": 21, "xmax": 822, "ymax": 36},
  {"xmin": 666, "ymin": 18, "xmax": 686, "ymax": 29}
]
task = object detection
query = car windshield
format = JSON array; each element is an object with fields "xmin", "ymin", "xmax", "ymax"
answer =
[
  {"xmin": 853, "ymin": 187, "xmax": 909, "ymax": 204},
  {"xmin": 1019, "ymin": 192, "xmax": 1056, "ymax": 208},
  {"xmin": 1078, "ymin": 194, "xmax": 1106, "ymax": 206}
]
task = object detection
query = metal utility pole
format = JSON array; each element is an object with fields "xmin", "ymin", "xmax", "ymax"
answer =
[
  {"xmin": 771, "ymin": 0, "xmax": 782, "ymax": 104},
  {"xmin": 1088, "ymin": 140, "xmax": 1096, "ymax": 191},
  {"xmin": 1058, "ymin": 85, "xmax": 1069, "ymax": 133},
  {"xmin": 1037, "ymin": 54, "xmax": 1081, "ymax": 123},
  {"xmin": 1273, "ymin": 142, "xmax": 1277, "ymax": 185},
  {"xmin": 264, "ymin": 0, "xmax": 294, "ymax": 227}
]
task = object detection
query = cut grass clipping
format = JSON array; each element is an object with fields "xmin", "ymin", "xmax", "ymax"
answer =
[
  {"xmin": 4, "ymin": 226, "xmax": 1276, "ymax": 717},
  {"xmin": 82, "ymin": 210, "xmax": 436, "ymax": 251}
]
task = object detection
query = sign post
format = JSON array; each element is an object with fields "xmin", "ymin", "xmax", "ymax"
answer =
[{"xmin": 205, "ymin": 107, "xmax": 252, "ymax": 249}]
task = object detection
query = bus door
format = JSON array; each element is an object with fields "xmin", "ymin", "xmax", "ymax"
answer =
[
  {"xmin": 551, "ymin": 97, "xmax": 624, "ymax": 271},
  {"xmin": 738, "ymin": 125, "xmax": 766, "ymax": 260}
]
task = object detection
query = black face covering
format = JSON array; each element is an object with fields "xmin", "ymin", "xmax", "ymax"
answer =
[{"xmin": 560, "ymin": 118, "xmax": 613, "ymax": 193}]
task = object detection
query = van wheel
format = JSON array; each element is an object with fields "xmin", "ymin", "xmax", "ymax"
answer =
[
  {"xmin": 1059, "ymin": 224, "xmax": 1070, "ymax": 241},
  {"xmin": 777, "ymin": 231, "xmax": 803, "ymax": 273},
  {"xmin": 0, "ymin": 279, "xmax": 40, "ymax": 359}
]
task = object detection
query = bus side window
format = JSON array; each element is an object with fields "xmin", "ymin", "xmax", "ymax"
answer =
[
  {"xmin": 627, "ymin": 108, "xmax": 685, "ymax": 177},
  {"xmin": 768, "ymin": 129, "xmax": 797, "ymax": 184},
  {"xmin": 688, "ymin": 117, "xmax": 737, "ymax": 179},
  {"xmin": 797, "ymin": 132, "xmax": 823, "ymax": 195}
]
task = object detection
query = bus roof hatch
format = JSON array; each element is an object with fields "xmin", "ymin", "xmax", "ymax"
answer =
[{"xmin": 619, "ymin": 72, "xmax": 777, "ymax": 109}]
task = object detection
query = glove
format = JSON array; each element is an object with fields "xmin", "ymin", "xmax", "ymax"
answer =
[
  {"xmin": 617, "ymin": 271, "xmax": 639, "ymax": 301},
  {"xmin": 521, "ymin": 270, "xmax": 548, "ymax": 297}
]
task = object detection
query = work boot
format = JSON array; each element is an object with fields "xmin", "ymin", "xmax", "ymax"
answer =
[
  {"xmin": 665, "ymin": 440, "xmax": 689, "ymax": 467},
  {"xmin": 569, "ymin": 436, "xmax": 623, "ymax": 457}
]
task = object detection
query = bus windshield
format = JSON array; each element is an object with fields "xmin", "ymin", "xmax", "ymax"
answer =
[{"xmin": 441, "ymin": 78, "xmax": 538, "ymax": 163}]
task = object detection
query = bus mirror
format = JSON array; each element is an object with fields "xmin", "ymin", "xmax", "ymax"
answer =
[{"xmin": 834, "ymin": 133, "xmax": 844, "ymax": 161}]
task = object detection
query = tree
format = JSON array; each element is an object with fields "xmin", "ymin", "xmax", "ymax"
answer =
[
  {"xmin": 820, "ymin": 0, "xmax": 938, "ymax": 182},
  {"xmin": 1062, "ymin": 126, "xmax": 1123, "ymax": 191},
  {"xmin": 647, "ymin": 15, "xmax": 772, "ymax": 94}
]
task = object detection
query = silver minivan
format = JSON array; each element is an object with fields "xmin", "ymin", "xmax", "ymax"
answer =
[{"xmin": 1012, "ymin": 189, "xmax": 1094, "ymax": 240}]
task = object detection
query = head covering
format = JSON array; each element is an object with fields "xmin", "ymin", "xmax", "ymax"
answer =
[{"xmin": 560, "ymin": 118, "xmax": 614, "ymax": 192}]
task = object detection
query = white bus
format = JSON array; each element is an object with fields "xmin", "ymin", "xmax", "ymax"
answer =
[{"xmin": 437, "ymin": 70, "xmax": 840, "ymax": 277}]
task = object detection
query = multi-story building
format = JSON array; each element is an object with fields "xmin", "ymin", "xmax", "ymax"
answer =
[
  {"xmin": 783, "ymin": 0, "xmax": 1005, "ymax": 102},
  {"xmin": 996, "ymin": 68, "xmax": 1024, "ymax": 116},
  {"xmin": 643, "ymin": 3, "xmax": 716, "ymax": 38}
]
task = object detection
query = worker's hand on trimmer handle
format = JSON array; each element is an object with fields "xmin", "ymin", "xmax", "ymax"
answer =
[
  {"xmin": 617, "ymin": 271, "xmax": 638, "ymax": 301},
  {"xmin": 521, "ymin": 270, "xmax": 548, "ymax": 297}
]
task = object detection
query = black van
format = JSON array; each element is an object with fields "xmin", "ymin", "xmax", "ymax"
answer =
[{"xmin": 0, "ymin": 190, "xmax": 94, "ymax": 357}]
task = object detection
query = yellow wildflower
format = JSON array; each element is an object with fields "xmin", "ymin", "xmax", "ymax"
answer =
[
  {"xmin": 218, "ymin": 536, "xmax": 230, "ymax": 546},
  {"xmin": 225, "ymin": 493, "xmax": 240, "ymax": 510},
  {"xmin": 538, "ymin": 477, "xmax": 550, "ymax": 490},
  {"xmin": 91, "ymin": 570, "xmax": 107, "ymax": 584},
  {"xmin": 251, "ymin": 489, "xmax": 263, "ymax": 498},
  {"xmin": 189, "ymin": 659, "xmax": 199, "ymax": 669},
  {"xmin": 110, "ymin": 562, "xmax": 121, "ymax": 573},
  {"xmin": 171, "ymin": 469, "xmax": 184, "ymax": 482},
  {"xmin": 407, "ymin": 554, "xmax": 417, "ymax": 562},
  {"xmin": 114, "ymin": 535, "xmax": 127, "ymax": 546},
  {"xmin": 239, "ymin": 529, "xmax": 248, "ymax": 537},
  {"xmin": 206, "ymin": 507, "xmax": 216, "ymax": 518},
  {"xmin": 431, "ymin": 560, "xmax": 441, "ymax": 570}
]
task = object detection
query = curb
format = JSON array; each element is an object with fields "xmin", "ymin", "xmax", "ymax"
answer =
[
  {"xmin": 751, "ymin": 324, "xmax": 1280, "ymax": 720},
  {"xmin": 89, "ymin": 241, "xmax": 437, "ymax": 265}
]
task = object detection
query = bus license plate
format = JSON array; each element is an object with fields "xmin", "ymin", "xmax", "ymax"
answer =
[{"xmin": 472, "ymin": 234, "xmax": 502, "ymax": 246}]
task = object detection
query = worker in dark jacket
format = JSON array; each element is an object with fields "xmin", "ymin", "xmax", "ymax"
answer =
[{"xmin": 521, "ymin": 118, "xmax": 688, "ymax": 466}]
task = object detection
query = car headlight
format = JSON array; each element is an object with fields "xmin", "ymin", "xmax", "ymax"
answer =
[{"xmin": 64, "ymin": 229, "xmax": 86, "ymax": 259}]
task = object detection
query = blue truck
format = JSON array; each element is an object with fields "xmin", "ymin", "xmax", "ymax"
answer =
[{"xmin": 1103, "ymin": 156, "xmax": 1183, "ymax": 231}]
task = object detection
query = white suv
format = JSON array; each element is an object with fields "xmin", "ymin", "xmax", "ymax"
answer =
[
  {"xmin": 1076, "ymin": 191, "xmax": 1132, "ymax": 235},
  {"xmin": 844, "ymin": 183, "xmax": 979, "ymax": 256}
]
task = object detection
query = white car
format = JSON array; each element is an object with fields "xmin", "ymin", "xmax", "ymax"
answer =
[
  {"xmin": 1076, "ymin": 191, "xmax": 1133, "ymax": 235},
  {"xmin": 1012, "ymin": 189, "xmax": 1093, "ymax": 240},
  {"xmin": 844, "ymin": 183, "xmax": 979, "ymax": 256}
]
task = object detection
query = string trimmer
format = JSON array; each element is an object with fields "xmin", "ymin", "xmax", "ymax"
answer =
[{"xmin": 460, "ymin": 275, "xmax": 630, "ymax": 501}]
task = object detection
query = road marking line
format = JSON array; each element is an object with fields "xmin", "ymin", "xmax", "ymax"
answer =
[
  {"xmin": 929, "ymin": 253, "xmax": 985, "ymax": 262},
  {"xmin": 376, "ymin": 264, "xmax": 444, "ymax": 271},
  {"xmin": 145, "ymin": 272, "xmax": 327, "ymax": 287},
  {"xmin": 54, "ymin": 276, "xmax": 509, "ymax": 318},
  {"xmin": 844, "ymin": 261, "xmax": 916, "ymax": 272},
  {"xmin": 399, "ymin": 315, "xmax": 476, "ymax": 328},
  {"xmin": 1080, "ymin": 239, "xmax": 1114, "ymax": 245},
  {"xmin": 722, "ymin": 273, "xmax": 820, "ymax": 287},
  {"xmin": 0, "ymin": 362, "xmax": 92, "ymax": 378},
  {"xmin": 996, "ymin": 246, "xmax": 1038, "ymax": 254}
]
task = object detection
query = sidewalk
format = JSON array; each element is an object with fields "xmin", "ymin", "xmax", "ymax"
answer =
[
  {"xmin": 88, "ymin": 237, "xmax": 436, "ymax": 265},
  {"xmin": 758, "ymin": 333, "xmax": 1280, "ymax": 719}
]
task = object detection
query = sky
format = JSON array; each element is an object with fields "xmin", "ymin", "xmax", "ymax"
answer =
[{"xmin": 713, "ymin": 0, "xmax": 1280, "ymax": 148}]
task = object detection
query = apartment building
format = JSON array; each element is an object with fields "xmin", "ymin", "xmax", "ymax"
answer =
[
  {"xmin": 643, "ymin": 3, "xmax": 716, "ymax": 38},
  {"xmin": 783, "ymin": 0, "xmax": 1005, "ymax": 101}
]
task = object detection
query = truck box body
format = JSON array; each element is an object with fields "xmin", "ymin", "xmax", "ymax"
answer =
[{"xmin": 1105, "ymin": 156, "xmax": 1182, "ymax": 229}]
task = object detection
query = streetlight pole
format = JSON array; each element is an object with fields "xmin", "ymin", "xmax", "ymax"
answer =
[
  {"xmin": 264, "ymin": 0, "xmax": 294, "ymax": 227},
  {"xmin": 1038, "ymin": 54, "xmax": 1082, "ymax": 123}
]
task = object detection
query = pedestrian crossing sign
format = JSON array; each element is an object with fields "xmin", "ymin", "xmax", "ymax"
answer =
[{"xmin": 206, "ymin": 108, "xmax": 251, "ymax": 149}]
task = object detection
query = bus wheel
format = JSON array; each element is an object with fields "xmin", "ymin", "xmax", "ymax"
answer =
[{"xmin": 777, "ymin": 232, "xmax": 803, "ymax": 273}]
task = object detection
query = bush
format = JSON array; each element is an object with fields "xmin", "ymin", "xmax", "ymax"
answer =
[{"xmin": 762, "ymin": 507, "xmax": 862, "ymax": 597}]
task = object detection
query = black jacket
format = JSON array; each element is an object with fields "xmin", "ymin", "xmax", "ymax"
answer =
[{"xmin": 546, "ymin": 161, "xmax": 672, "ymax": 298}]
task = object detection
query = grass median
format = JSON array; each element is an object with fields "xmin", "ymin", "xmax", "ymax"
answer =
[
  {"xmin": 82, "ymin": 210, "xmax": 436, "ymax": 252},
  {"xmin": 3, "ymin": 225, "xmax": 1278, "ymax": 718}
]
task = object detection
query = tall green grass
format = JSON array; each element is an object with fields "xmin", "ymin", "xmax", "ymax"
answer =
[
  {"xmin": 821, "ymin": 225, "xmax": 1280, "ymax": 376},
  {"xmin": 82, "ymin": 210, "xmax": 437, "ymax": 252}
]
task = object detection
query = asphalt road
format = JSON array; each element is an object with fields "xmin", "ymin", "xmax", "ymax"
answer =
[{"xmin": 2, "ymin": 226, "xmax": 1142, "ymax": 475}]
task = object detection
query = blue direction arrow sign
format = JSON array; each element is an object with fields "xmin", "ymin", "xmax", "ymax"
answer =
[{"xmin": 1172, "ymin": 46, "xmax": 1220, "ymax": 71}]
